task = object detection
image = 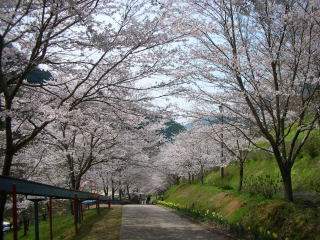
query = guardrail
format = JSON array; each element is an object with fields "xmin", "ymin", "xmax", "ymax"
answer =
[
  {"xmin": 0, "ymin": 175, "xmax": 108, "ymax": 200},
  {"xmin": 0, "ymin": 175, "xmax": 108, "ymax": 240}
]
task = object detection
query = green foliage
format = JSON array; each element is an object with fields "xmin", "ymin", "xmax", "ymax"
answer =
[
  {"xmin": 310, "ymin": 180, "xmax": 320, "ymax": 193},
  {"xmin": 159, "ymin": 120, "xmax": 185, "ymax": 140},
  {"xmin": 26, "ymin": 68, "xmax": 52, "ymax": 84},
  {"xmin": 301, "ymin": 133, "xmax": 320, "ymax": 158},
  {"xmin": 213, "ymin": 177, "xmax": 234, "ymax": 190},
  {"xmin": 243, "ymin": 175, "xmax": 282, "ymax": 199}
]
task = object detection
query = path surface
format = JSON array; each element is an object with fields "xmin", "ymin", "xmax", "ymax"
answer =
[{"xmin": 120, "ymin": 205, "xmax": 228, "ymax": 240}]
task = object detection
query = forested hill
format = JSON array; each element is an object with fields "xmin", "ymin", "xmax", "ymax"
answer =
[
  {"xmin": 26, "ymin": 68, "xmax": 52, "ymax": 84},
  {"xmin": 159, "ymin": 120, "xmax": 185, "ymax": 140}
]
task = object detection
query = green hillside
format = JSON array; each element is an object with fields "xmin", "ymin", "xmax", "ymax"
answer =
[
  {"xmin": 163, "ymin": 184, "xmax": 320, "ymax": 240},
  {"xmin": 161, "ymin": 130, "xmax": 320, "ymax": 240},
  {"xmin": 205, "ymin": 131, "xmax": 320, "ymax": 193}
]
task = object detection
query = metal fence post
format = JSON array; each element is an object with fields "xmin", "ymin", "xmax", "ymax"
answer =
[
  {"xmin": 80, "ymin": 202, "xmax": 84, "ymax": 221},
  {"xmin": 34, "ymin": 200, "xmax": 40, "ymax": 240},
  {"xmin": 97, "ymin": 197, "xmax": 100, "ymax": 214}
]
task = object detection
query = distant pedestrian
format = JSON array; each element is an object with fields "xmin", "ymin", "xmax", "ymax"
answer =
[
  {"xmin": 141, "ymin": 196, "xmax": 146, "ymax": 205},
  {"xmin": 146, "ymin": 196, "xmax": 151, "ymax": 204}
]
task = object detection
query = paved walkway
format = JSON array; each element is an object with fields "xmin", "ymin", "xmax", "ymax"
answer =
[{"xmin": 120, "ymin": 205, "xmax": 228, "ymax": 240}]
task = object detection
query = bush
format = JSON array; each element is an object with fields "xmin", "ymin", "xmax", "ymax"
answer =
[
  {"xmin": 243, "ymin": 175, "xmax": 281, "ymax": 199},
  {"xmin": 220, "ymin": 185, "xmax": 234, "ymax": 190},
  {"xmin": 213, "ymin": 177, "xmax": 233, "ymax": 190},
  {"xmin": 302, "ymin": 134, "xmax": 320, "ymax": 158},
  {"xmin": 310, "ymin": 179, "xmax": 320, "ymax": 193}
]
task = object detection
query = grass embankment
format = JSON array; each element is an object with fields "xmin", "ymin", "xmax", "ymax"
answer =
[
  {"xmin": 4, "ymin": 206, "xmax": 122, "ymax": 240},
  {"xmin": 164, "ymin": 130, "xmax": 320, "ymax": 239},
  {"xmin": 164, "ymin": 131, "xmax": 320, "ymax": 239},
  {"xmin": 205, "ymin": 131, "xmax": 320, "ymax": 192},
  {"xmin": 164, "ymin": 184, "xmax": 320, "ymax": 240}
]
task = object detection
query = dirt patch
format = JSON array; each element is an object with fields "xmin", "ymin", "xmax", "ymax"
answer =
[
  {"xmin": 224, "ymin": 199, "xmax": 243, "ymax": 218},
  {"xmin": 174, "ymin": 186, "xmax": 195, "ymax": 198},
  {"xmin": 176, "ymin": 190, "xmax": 192, "ymax": 197}
]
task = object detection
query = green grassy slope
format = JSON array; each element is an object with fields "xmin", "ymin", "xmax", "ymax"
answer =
[
  {"xmin": 164, "ymin": 184, "xmax": 320, "ymax": 240},
  {"xmin": 163, "ymin": 130, "xmax": 320, "ymax": 239},
  {"xmin": 4, "ymin": 207, "xmax": 122, "ymax": 240},
  {"xmin": 204, "ymin": 131, "xmax": 320, "ymax": 192}
]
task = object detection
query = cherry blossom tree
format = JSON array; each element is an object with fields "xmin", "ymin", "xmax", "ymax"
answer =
[
  {"xmin": 175, "ymin": 0, "xmax": 320, "ymax": 201},
  {"xmin": 157, "ymin": 127, "xmax": 222, "ymax": 184},
  {"xmin": 196, "ymin": 122, "xmax": 254, "ymax": 191},
  {"xmin": 0, "ymin": 0, "xmax": 182, "ymax": 234}
]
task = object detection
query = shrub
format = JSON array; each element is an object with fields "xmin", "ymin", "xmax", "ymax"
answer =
[
  {"xmin": 302, "ymin": 134, "xmax": 320, "ymax": 158},
  {"xmin": 220, "ymin": 185, "xmax": 234, "ymax": 190},
  {"xmin": 213, "ymin": 178, "xmax": 233, "ymax": 190},
  {"xmin": 310, "ymin": 180, "xmax": 320, "ymax": 193}
]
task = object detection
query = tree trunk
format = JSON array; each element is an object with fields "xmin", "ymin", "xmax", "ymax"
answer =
[
  {"xmin": 220, "ymin": 167, "xmax": 224, "ymax": 178},
  {"xmin": 279, "ymin": 166, "xmax": 293, "ymax": 202},
  {"xmin": 0, "ymin": 194, "xmax": 7, "ymax": 240},
  {"xmin": 176, "ymin": 176, "xmax": 180, "ymax": 185},
  {"xmin": 70, "ymin": 173, "xmax": 76, "ymax": 191},
  {"xmin": 23, "ymin": 216, "xmax": 30, "ymax": 236},
  {"xmin": 200, "ymin": 165, "xmax": 204, "ymax": 184},
  {"xmin": 238, "ymin": 162, "xmax": 244, "ymax": 192},
  {"xmin": 112, "ymin": 188, "xmax": 115, "ymax": 200},
  {"xmin": 75, "ymin": 179, "xmax": 81, "ymax": 191},
  {"xmin": 188, "ymin": 173, "xmax": 191, "ymax": 184},
  {"xmin": 126, "ymin": 185, "xmax": 131, "ymax": 200},
  {"xmin": 103, "ymin": 185, "xmax": 108, "ymax": 196},
  {"xmin": 118, "ymin": 179, "xmax": 122, "ymax": 200},
  {"xmin": 119, "ymin": 188, "xmax": 122, "ymax": 200},
  {"xmin": 0, "ymin": 150, "xmax": 14, "ymax": 240}
]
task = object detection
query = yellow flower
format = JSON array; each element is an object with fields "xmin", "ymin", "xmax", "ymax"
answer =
[
  {"xmin": 272, "ymin": 233, "xmax": 278, "ymax": 238},
  {"xmin": 247, "ymin": 226, "xmax": 251, "ymax": 230},
  {"xmin": 267, "ymin": 231, "xmax": 271, "ymax": 235}
]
